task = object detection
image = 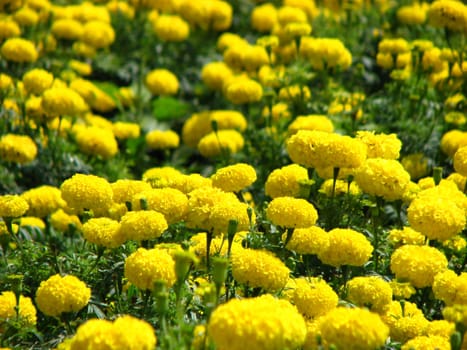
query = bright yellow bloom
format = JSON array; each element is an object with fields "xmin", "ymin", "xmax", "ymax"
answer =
[
  {"xmin": 211, "ymin": 163, "xmax": 257, "ymax": 192},
  {"xmin": 145, "ymin": 130, "xmax": 180, "ymax": 150},
  {"xmin": 119, "ymin": 210, "xmax": 168, "ymax": 242},
  {"xmin": 22, "ymin": 68, "xmax": 54, "ymax": 95},
  {"xmin": 145, "ymin": 69, "xmax": 179, "ymax": 96},
  {"xmin": 0, "ymin": 291, "xmax": 37, "ymax": 326},
  {"xmin": 197, "ymin": 129, "xmax": 244, "ymax": 158},
  {"xmin": 266, "ymin": 196, "xmax": 318, "ymax": 228},
  {"xmin": 81, "ymin": 217, "xmax": 124, "ymax": 248},
  {"xmin": 346, "ymin": 276, "xmax": 393, "ymax": 313},
  {"xmin": 1, "ymin": 37, "xmax": 38, "ymax": 63},
  {"xmin": 153, "ymin": 14, "xmax": 189, "ymax": 42},
  {"xmin": 0, "ymin": 134, "xmax": 37, "ymax": 164},
  {"xmin": 292, "ymin": 277, "xmax": 338, "ymax": 318}
]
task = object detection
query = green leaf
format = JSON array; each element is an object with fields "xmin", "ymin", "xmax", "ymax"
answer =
[{"xmin": 152, "ymin": 96, "xmax": 190, "ymax": 121}]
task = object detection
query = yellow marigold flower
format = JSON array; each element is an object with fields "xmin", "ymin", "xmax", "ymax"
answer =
[
  {"xmin": 224, "ymin": 78, "xmax": 263, "ymax": 104},
  {"xmin": 346, "ymin": 276, "xmax": 393, "ymax": 313},
  {"xmin": 433, "ymin": 269, "xmax": 467, "ymax": 305},
  {"xmin": 266, "ymin": 196, "xmax": 318, "ymax": 228},
  {"xmin": 319, "ymin": 178, "xmax": 361, "ymax": 196},
  {"xmin": 231, "ymin": 247, "xmax": 289, "ymax": 290},
  {"xmin": 211, "ymin": 163, "xmax": 257, "ymax": 193},
  {"xmin": 74, "ymin": 126, "xmax": 118, "ymax": 159},
  {"xmin": 81, "ymin": 20, "xmax": 115, "ymax": 48},
  {"xmin": 145, "ymin": 68, "xmax": 179, "ymax": 96},
  {"xmin": 446, "ymin": 172, "xmax": 467, "ymax": 192},
  {"xmin": 265, "ymin": 164, "xmax": 309, "ymax": 199},
  {"xmin": 0, "ymin": 73, "xmax": 13, "ymax": 92},
  {"xmin": 257, "ymin": 64, "xmax": 284, "ymax": 88},
  {"xmin": 389, "ymin": 280, "xmax": 416, "ymax": 300},
  {"xmin": 50, "ymin": 208, "xmax": 81, "ymax": 232},
  {"xmin": 443, "ymin": 305, "xmax": 467, "ymax": 327},
  {"xmin": 124, "ymin": 247, "xmax": 176, "ymax": 290},
  {"xmin": 153, "ymin": 14, "xmax": 189, "ymax": 42},
  {"xmin": 0, "ymin": 194, "xmax": 29, "ymax": 218},
  {"xmin": 285, "ymin": 226, "xmax": 329, "ymax": 255},
  {"xmin": 284, "ymin": 0, "xmax": 318, "ymax": 20},
  {"xmin": 354, "ymin": 158, "xmax": 411, "ymax": 201},
  {"xmin": 201, "ymin": 61, "xmax": 233, "ymax": 91},
  {"xmin": 35, "ymin": 274, "xmax": 91, "ymax": 317},
  {"xmin": 69, "ymin": 78, "xmax": 116, "ymax": 113},
  {"xmin": 0, "ymin": 134, "xmax": 37, "ymax": 164},
  {"xmin": 319, "ymin": 307, "xmax": 389, "ymax": 350},
  {"xmin": 69, "ymin": 60, "xmax": 92, "ymax": 76},
  {"xmin": 441, "ymin": 129, "xmax": 467, "ymax": 157},
  {"xmin": 426, "ymin": 320, "xmax": 455, "ymax": 339},
  {"xmin": 68, "ymin": 315, "xmax": 156, "ymax": 350},
  {"xmin": 209, "ymin": 201, "xmax": 254, "ymax": 235},
  {"xmin": 288, "ymin": 115, "xmax": 334, "ymax": 135},
  {"xmin": 19, "ymin": 216, "xmax": 45, "ymax": 229},
  {"xmin": 293, "ymin": 277, "xmax": 338, "ymax": 318},
  {"xmin": 1, "ymin": 37, "xmax": 37, "ymax": 63},
  {"xmin": 241, "ymin": 45, "xmax": 270, "ymax": 72},
  {"xmin": 210, "ymin": 0, "xmax": 232, "ymax": 31},
  {"xmin": 318, "ymin": 228, "xmax": 373, "ymax": 267},
  {"xmin": 41, "ymin": 87, "xmax": 88, "ymax": 117},
  {"xmin": 216, "ymin": 32, "xmax": 247, "ymax": 52},
  {"xmin": 111, "ymin": 179, "xmax": 151, "ymax": 205},
  {"xmin": 388, "ymin": 226, "xmax": 425, "ymax": 247},
  {"xmin": 131, "ymin": 188, "xmax": 188, "ymax": 224},
  {"xmin": 119, "ymin": 210, "xmax": 168, "ymax": 242},
  {"xmin": 277, "ymin": 5, "xmax": 307, "ymax": 26},
  {"xmin": 287, "ymin": 130, "xmax": 367, "ymax": 170},
  {"xmin": 210, "ymin": 110, "xmax": 247, "ymax": 131},
  {"xmin": 445, "ymin": 111, "xmax": 466, "ymax": 126},
  {"xmin": 81, "ymin": 217, "xmax": 124, "ymax": 248},
  {"xmin": 443, "ymin": 234, "xmax": 467, "ymax": 252},
  {"xmin": 402, "ymin": 335, "xmax": 450, "ymax": 350},
  {"xmin": 0, "ymin": 291, "xmax": 37, "ymax": 326},
  {"xmin": 198, "ymin": 129, "xmax": 244, "ymax": 158},
  {"xmin": 51, "ymin": 18, "xmax": 83, "ymax": 40},
  {"xmin": 169, "ymin": 173, "xmax": 212, "ymax": 194},
  {"xmin": 251, "ymin": 3, "xmax": 278, "ymax": 32},
  {"xmin": 299, "ymin": 37, "xmax": 352, "ymax": 70},
  {"xmin": 390, "ymin": 245, "xmax": 448, "ymax": 288},
  {"xmin": 284, "ymin": 22, "xmax": 312, "ymax": 40},
  {"xmin": 397, "ymin": 3, "xmax": 427, "ymax": 25},
  {"xmin": 145, "ymin": 129, "xmax": 180, "ymax": 150},
  {"xmin": 60, "ymin": 173, "xmax": 113, "ymax": 216},
  {"xmin": 428, "ymin": 0, "xmax": 467, "ymax": 32},
  {"xmin": 401, "ymin": 153, "xmax": 430, "ymax": 180},
  {"xmin": 209, "ymin": 294, "xmax": 306, "ymax": 350},
  {"xmin": 112, "ymin": 121, "xmax": 140, "ymax": 140},
  {"xmin": 381, "ymin": 300, "xmax": 429, "ymax": 343},
  {"xmin": 355, "ymin": 131, "xmax": 402, "ymax": 159},
  {"xmin": 21, "ymin": 185, "xmax": 65, "ymax": 218},
  {"xmin": 0, "ymin": 18, "xmax": 21, "ymax": 40},
  {"xmin": 454, "ymin": 145, "xmax": 467, "ymax": 176},
  {"xmin": 407, "ymin": 193, "xmax": 465, "ymax": 242},
  {"xmin": 142, "ymin": 166, "xmax": 183, "ymax": 188}
]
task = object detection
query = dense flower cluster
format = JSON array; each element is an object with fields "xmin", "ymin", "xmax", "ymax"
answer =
[{"xmin": 266, "ymin": 196, "xmax": 318, "ymax": 228}]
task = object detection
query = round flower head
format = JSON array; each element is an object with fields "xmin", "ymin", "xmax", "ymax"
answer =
[
  {"xmin": 111, "ymin": 179, "xmax": 152, "ymax": 205},
  {"xmin": 286, "ymin": 130, "xmax": 367, "ymax": 170},
  {"xmin": 74, "ymin": 126, "xmax": 118, "ymax": 159},
  {"xmin": 0, "ymin": 194, "xmax": 29, "ymax": 218},
  {"xmin": 427, "ymin": 0, "xmax": 467, "ymax": 32},
  {"xmin": 35, "ymin": 274, "xmax": 91, "ymax": 317},
  {"xmin": 345, "ymin": 276, "xmax": 393, "ymax": 313},
  {"xmin": 433, "ymin": 269, "xmax": 467, "ymax": 305},
  {"xmin": 153, "ymin": 14, "xmax": 189, "ymax": 42},
  {"xmin": 21, "ymin": 185, "xmax": 66, "ymax": 218},
  {"xmin": 41, "ymin": 87, "xmax": 88, "ymax": 117},
  {"xmin": 407, "ymin": 193, "xmax": 465, "ymax": 241},
  {"xmin": 318, "ymin": 307, "xmax": 389, "ymax": 350},
  {"xmin": 210, "ymin": 0, "xmax": 233, "ymax": 31},
  {"xmin": 266, "ymin": 196, "xmax": 318, "ymax": 228},
  {"xmin": 208, "ymin": 294, "xmax": 306, "ymax": 350},
  {"xmin": 81, "ymin": 21, "xmax": 115, "ymax": 49},
  {"xmin": 50, "ymin": 209, "xmax": 82, "ymax": 232},
  {"xmin": 318, "ymin": 228, "xmax": 373, "ymax": 267},
  {"xmin": 198, "ymin": 129, "xmax": 244, "ymax": 158},
  {"xmin": 210, "ymin": 110, "xmax": 247, "ymax": 132},
  {"xmin": 0, "ymin": 18, "xmax": 21, "ymax": 40},
  {"xmin": 145, "ymin": 69, "xmax": 179, "ymax": 96},
  {"xmin": 51, "ymin": 18, "xmax": 83, "ymax": 40},
  {"xmin": 201, "ymin": 61, "xmax": 233, "ymax": 91},
  {"xmin": 299, "ymin": 37, "xmax": 352, "ymax": 70},
  {"xmin": 401, "ymin": 153, "xmax": 430, "ymax": 180},
  {"xmin": 440, "ymin": 129, "xmax": 467, "ymax": 157},
  {"xmin": 224, "ymin": 78, "xmax": 263, "ymax": 105},
  {"xmin": 292, "ymin": 277, "xmax": 338, "ymax": 318},
  {"xmin": 170, "ymin": 173, "xmax": 212, "ymax": 194},
  {"xmin": 145, "ymin": 130, "xmax": 180, "ymax": 150},
  {"xmin": 131, "ymin": 188, "xmax": 188, "ymax": 224},
  {"xmin": 265, "ymin": 164, "xmax": 309, "ymax": 198},
  {"xmin": 0, "ymin": 291, "xmax": 37, "ymax": 326},
  {"xmin": 60, "ymin": 173, "xmax": 113, "ymax": 216},
  {"xmin": 355, "ymin": 131, "xmax": 402, "ymax": 159},
  {"xmin": 443, "ymin": 305, "xmax": 467, "ymax": 328},
  {"xmin": 69, "ymin": 79, "xmax": 116, "ymax": 113},
  {"xmin": 231, "ymin": 248, "xmax": 289, "ymax": 291},
  {"xmin": 354, "ymin": 158, "xmax": 411, "ymax": 201},
  {"xmin": 251, "ymin": 3, "xmax": 278, "ymax": 32},
  {"xmin": 211, "ymin": 163, "xmax": 257, "ymax": 193},
  {"xmin": 402, "ymin": 335, "xmax": 450, "ymax": 350},
  {"xmin": 23, "ymin": 68, "xmax": 54, "ymax": 95},
  {"xmin": 142, "ymin": 166, "xmax": 183, "ymax": 188},
  {"xmin": 124, "ymin": 247, "xmax": 176, "ymax": 290},
  {"xmin": 81, "ymin": 217, "xmax": 124, "ymax": 248},
  {"xmin": 285, "ymin": 226, "xmax": 330, "ymax": 255},
  {"xmin": 1, "ymin": 38, "xmax": 38, "ymax": 63},
  {"xmin": 113, "ymin": 121, "xmax": 140, "ymax": 140},
  {"xmin": 454, "ymin": 145, "xmax": 467, "ymax": 176},
  {"xmin": 69, "ymin": 315, "xmax": 156, "ymax": 350},
  {"xmin": 388, "ymin": 226, "xmax": 425, "ymax": 247},
  {"xmin": 119, "ymin": 210, "xmax": 168, "ymax": 242},
  {"xmin": 241, "ymin": 45, "xmax": 270, "ymax": 72},
  {"xmin": 397, "ymin": 3, "xmax": 427, "ymax": 25},
  {"xmin": 288, "ymin": 114, "xmax": 334, "ymax": 135},
  {"xmin": 0, "ymin": 134, "xmax": 37, "ymax": 164},
  {"xmin": 390, "ymin": 245, "xmax": 447, "ymax": 288},
  {"xmin": 209, "ymin": 201, "xmax": 253, "ymax": 235}
]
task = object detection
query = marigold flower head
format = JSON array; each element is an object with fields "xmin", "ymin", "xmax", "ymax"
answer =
[
  {"xmin": 251, "ymin": 3, "xmax": 278, "ymax": 32},
  {"xmin": 145, "ymin": 69, "xmax": 179, "ymax": 96},
  {"xmin": 153, "ymin": 14, "xmax": 189, "ymax": 42},
  {"xmin": 425, "ymin": 319, "xmax": 455, "ymax": 339},
  {"xmin": 35, "ymin": 274, "xmax": 91, "ymax": 317},
  {"xmin": 355, "ymin": 131, "xmax": 402, "ymax": 159},
  {"xmin": 22, "ymin": 68, "xmax": 54, "ymax": 95},
  {"xmin": 1, "ymin": 37, "xmax": 38, "ymax": 63},
  {"xmin": 265, "ymin": 164, "xmax": 309, "ymax": 198},
  {"xmin": 124, "ymin": 247, "xmax": 176, "ymax": 290},
  {"xmin": 388, "ymin": 226, "xmax": 425, "ymax": 247},
  {"xmin": 299, "ymin": 37, "xmax": 352, "ymax": 70},
  {"xmin": 60, "ymin": 173, "xmax": 113, "ymax": 216},
  {"xmin": 318, "ymin": 307, "xmax": 389, "ymax": 350},
  {"xmin": 142, "ymin": 166, "xmax": 183, "ymax": 188},
  {"xmin": 440, "ymin": 129, "xmax": 467, "ymax": 157},
  {"xmin": 145, "ymin": 129, "xmax": 180, "ymax": 150},
  {"xmin": 0, "ymin": 291, "xmax": 37, "ymax": 326},
  {"xmin": 401, "ymin": 153, "xmax": 430, "ymax": 180},
  {"xmin": 41, "ymin": 87, "xmax": 88, "ymax": 117},
  {"xmin": 397, "ymin": 3, "xmax": 427, "ymax": 25},
  {"xmin": 68, "ymin": 315, "xmax": 156, "ymax": 350},
  {"xmin": 345, "ymin": 276, "xmax": 393, "ymax": 313},
  {"xmin": 354, "ymin": 158, "xmax": 411, "ymax": 201},
  {"xmin": 266, "ymin": 196, "xmax": 318, "ymax": 228},
  {"xmin": 211, "ymin": 163, "xmax": 257, "ymax": 193},
  {"xmin": 119, "ymin": 210, "xmax": 168, "ymax": 242},
  {"xmin": 0, "ymin": 194, "xmax": 29, "ymax": 218},
  {"xmin": 318, "ymin": 228, "xmax": 373, "ymax": 267},
  {"xmin": 231, "ymin": 247, "xmax": 289, "ymax": 291},
  {"xmin": 216, "ymin": 32, "xmax": 248, "ymax": 52},
  {"xmin": 0, "ymin": 18, "xmax": 21, "ymax": 40},
  {"xmin": 428, "ymin": 0, "xmax": 467, "ymax": 32},
  {"xmin": 285, "ymin": 226, "xmax": 330, "ymax": 255},
  {"xmin": 69, "ymin": 78, "xmax": 116, "ymax": 113},
  {"xmin": 50, "ymin": 208, "xmax": 81, "ymax": 232},
  {"xmin": 402, "ymin": 335, "xmax": 450, "ymax": 350},
  {"xmin": 81, "ymin": 20, "xmax": 115, "ymax": 49},
  {"xmin": 208, "ymin": 294, "xmax": 306, "ymax": 350},
  {"xmin": 390, "ymin": 245, "xmax": 448, "ymax": 288},
  {"xmin": 224, "ymin": 78, "xmax": 263, "ymax": 104},
  {"xmin": 454, "ymin": 145, "xmax": 467, "ymax": 176},
  {"xmin": 81, "ymin": 217, "xmax": 124, "ymax": 248},
  {"xmin": 293, "ymin": 277, "xmax": 338, "ymax": 318},
  {"xmin": 21, "ymin": 185, "xmax": 66, "ymax": 218},
  {"xmin": 389, "ymin": 280, "xmax": 416, "ymax": 300},
  {"xmin": 0, "ymin": 134, "xmax": 37, "ymax": 164},
  {"xmin": 74, "ymin": 126, "xmax": 118, "ymax": 159},
  {"xmin": 201, "ymin": 61, "xmax": 234, "ymax": 91},
  {"xmin": 197, "ymin": 129, "xmax": 244, "ymax": 158},
  {"xmin": 288, "ymin": 115, "xmax": 334, "ymax": 135},
  {"xmin": 111, "ymin": 180, "xmax": 150, "ymax": 206},
  {"xmin": 169, "ymin": 173, "xmax": 212, "ymax": 194},
  {"xmin": 433, "ymin": 269, "xmax": 467, "ymax": 305},
  {"xmin": 131, "ymin": 188, "xmax": 188, "ymax": 224},
  {"xmin": 242, "ymin": 45, "xmax": 270, "ymax": 72}
]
